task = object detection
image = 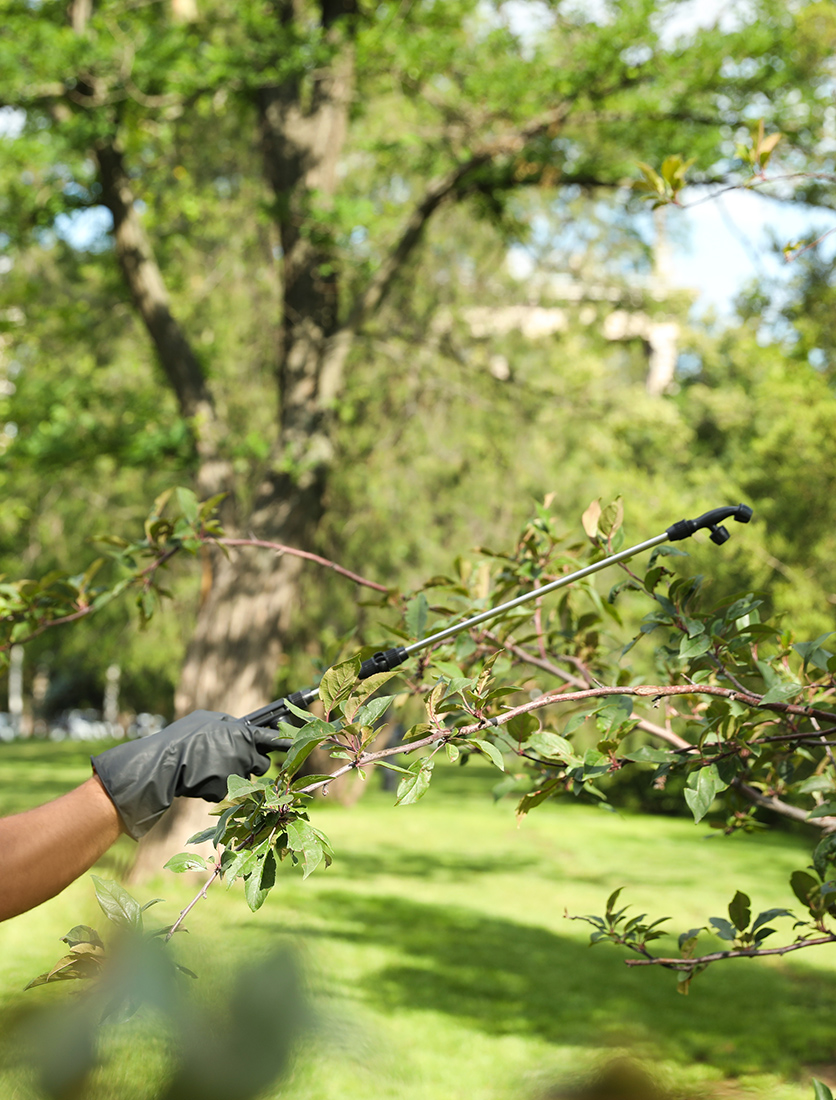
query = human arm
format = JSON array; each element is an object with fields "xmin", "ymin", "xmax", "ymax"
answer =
[
  {"xmin": 0, "ymin": 774, "xmax": 123, "ymax": 922},
  {"xmin": 0, "ymin": 710, "xmax": 276, "ymax": 921}
]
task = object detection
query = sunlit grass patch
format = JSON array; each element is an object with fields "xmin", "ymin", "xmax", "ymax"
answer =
[{"xmin": 0, "ymin": 749, "xmax": 833, "ymax": 1098}]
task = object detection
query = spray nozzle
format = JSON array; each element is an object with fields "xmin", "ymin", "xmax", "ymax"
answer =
[{"xmin": 709, "ymin": 525, "xmax": 730, "ymax": 545}]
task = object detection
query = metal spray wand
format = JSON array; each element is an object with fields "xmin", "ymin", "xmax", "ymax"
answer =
[{"xmin": 244, "ymin": 504, "xmax": 753, "ymax": 739}]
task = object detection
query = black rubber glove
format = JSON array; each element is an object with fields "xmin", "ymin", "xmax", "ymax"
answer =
[{"xmin": 91, "ymin": 710, "xmax": 276, "ymax": 840}]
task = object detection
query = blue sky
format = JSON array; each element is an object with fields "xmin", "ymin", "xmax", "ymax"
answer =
[{"xmin": 669, "ymin": 188, "xmax": 836, "ymax": 316}]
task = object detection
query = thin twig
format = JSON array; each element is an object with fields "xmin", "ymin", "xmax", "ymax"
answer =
[
  {"xmin": 624, "ymin": 933, "xmax": 836, "ymax": 970},
  {"xmin": 213, "ymin": 538, "xmax": 388, "ymax": 592},
  {"xmin": 166, "ymin": 864, "xmax": 223, "ymax": 940}
]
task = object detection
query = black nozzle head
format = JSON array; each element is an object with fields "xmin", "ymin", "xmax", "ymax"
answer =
[
  {"xmin": 734, "ymin": 504, "xmax": 753, "ymax": 524},
  {"xmin": 709, "ymin": 525, "xmax": 730, "ymax": 545}
]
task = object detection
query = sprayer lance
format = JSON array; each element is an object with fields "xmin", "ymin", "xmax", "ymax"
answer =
[{"xmin": 244, "ymin": 503, "xmax": 752, "ymax": 736}]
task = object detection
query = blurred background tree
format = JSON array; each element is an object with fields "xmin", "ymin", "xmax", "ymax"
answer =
[{"xmin": 1, "ymin": 0, "xmax": 835, "ymax": 863}]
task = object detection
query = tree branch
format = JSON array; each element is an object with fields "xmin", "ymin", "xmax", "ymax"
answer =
[
  {"xmin": 483, "ymin": 633, "xmax": 836, "ymax": 828},
  {"xmin": 93, "ymin": 141, "xmax": 235, "ymax": 500},
  {"xmin": 623, "ymin": 933, "xmax": 836, "ymax": 971},
  {"xmin": 483, "ymin": 630, "xmax": 691, "ymax": 750},
  {"xmin": 730, "ymin": 776, "xmax": 836, "ymax": 831},
  {"xmin": 165, "ymin": 676, "xmax": 836, "ymax": 928},
  {"xmin": 214, "ymin": 537, "xmax": 388, "ymax": 592},
  {"xmin": 345, "ymin": 105, "xmax": 570, "ymax": 331},
  {"xmin": 93, "ymin": 144, "xmax": 213, "ymax": 424}
]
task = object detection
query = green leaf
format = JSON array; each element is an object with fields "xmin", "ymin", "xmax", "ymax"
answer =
[
  {"xmin": 760, "ymin": 682, "xmax": 803, "ymax": 705},
  {"xmin": 319, "ymin": 656, "xmax": 361, "ymax": 714},
  {"xmin": 286, "ymin": 818, "xmax": 325, "ymax": 879},
  {"xmin": 793, "ymin": 634, "xmax": 834, "ymax": 672},
  {"xmin": 376, "ymin": 759, "xmax": 414, "ymax": 775},
  {"xmin": 431, "ymin": 659, "xmax": 464, "ymax": 680},
  {"xmin": 709, "ymin": 916, "xmax": 737, "ymax": 941},
  {"xmin": 221, "ymin": 838, "xmax": 269, "ymax": 885},
  {"xmin": 280, "ymin": 720, "xmax": 336, "ymax": 776},
  {"xmin": 679, "ymin": 633, "xmax": 712, "ymax": 660},
  {"xmin": 684, "ymin": 764, "xmax": 726, "ymax": 824},
  {"xmin": 164, "ymin": 852, "xmax": 210, "ymax": 874},
  {"xmin": 343, "ymin": 669, "xmax": 400, "ymax": 718},
  {"xmin": 90, "ymin": 876, "xmax": 142, "ymax": 930},
  {"xmin": 728, "ymin": 890, "xmax": 751, "ymax": 932},
  {"xmin": 402, "ymin": 722, "xmax": 433, "ymax": 742},
  {"xmin": 682, "ymin": 616, "xmax": 705, "ymax": 638},
  {"xmin": 395, "ymin": 759, "xmax": 435, "ymax": 806},
  {"xmin": 790, "ymin": 870, "xmax": 821, "ymax": 912},
  {"xmin": 278, "ymin": 699, "xmax": 316, "ymax": 723},
  {"xmin": 516, "ymin": 783, "xmax": 558, "ymax": 817},
  {"xmin": 506, "ymin": 712, "xmax": 540, "ymax": 741},
  {"xmin": 813, "ymin": 1080, "xmax": 835, "ymax": 1100},
  {"xmin": 598, "ymin": 497, "xmax": 623, "ymax": 538},
  {"xmin": 354, "ymin": 694, "xmax": 396, "ymax": 727},
  {"xmin": 678, "ymin": 927, "xmax": 703, "ymax": 953},
  {"xmin": 620, "ymin": 747, "xmax": 672, "ymax": 764},
  {"xmin": 808, "ymin": 802, "xmax": 836, "ymax": 820},
  {"xmin": 798, "ymin": 776, "xmax": 835, "ymax": 794},
  {"xmin": 813, "ymin": 835, "xmax": 836, "ymax": 879},
  {"xmin": 61, "ymin": 925, "xmax": 104, "ymax": 949},
  {"xmin": 226, "ymin": 774, "xmax": 262, "ymax": 801},
  {"xmin": 175, "ymin": 486, "xmax": 199, "ymax": 523},
  {"xmin": 527, "ymin": 731, "xmax": 574, "ymax": 761},
  {"xmin": 405, "ymin": 593, "xmax": 429, "ymax": 640},
  {"xmin": 244, "ymin": 849, "xmax": 276, "ymax": 912},
  {"xmin": 751, "ymin": 908, "xmax": 792, "ymax": 933},
  {"xmin": 472, "ymin": 738, "xmax": 505, "ymax": 771},
  {"xmin": 605, "ymin": 887, "xmax": 623, "ymax": 914}
]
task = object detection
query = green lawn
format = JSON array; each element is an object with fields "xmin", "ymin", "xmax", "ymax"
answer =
[{"xmin": 1, "ymin": 741, "xmax": 835, "ymax": 1099}]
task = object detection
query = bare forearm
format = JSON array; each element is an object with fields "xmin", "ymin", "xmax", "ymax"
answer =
[{"xmin": 0, "ymin": 776, "xmax": 125, "ymax": 921}]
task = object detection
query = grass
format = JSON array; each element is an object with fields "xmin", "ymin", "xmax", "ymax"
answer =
[{"xmin": 1, "ymin": 740, "xmax": 835, "ymax": 1099}]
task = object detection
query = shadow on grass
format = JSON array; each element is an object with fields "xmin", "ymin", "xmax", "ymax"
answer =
[
  {"xmin": 334, "ymin": 848, "xmax": 540, "ymax": 879},
  {"xmin": 281, "ymin": 890, "xmax": 836, "ymax": 1080}
]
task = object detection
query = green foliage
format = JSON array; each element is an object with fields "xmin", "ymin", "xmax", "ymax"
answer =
[
  {"xmin": 1, "ymin": 0, "xmax": 834, "ymax": 733},
  {"xmin": 24, "ymin": 903, "xmax": 306, "ymax": 1100},
  {"xmin": 26, "ymin": 876, "xmax": 188, "ymax": 1000},
  {"xmin": 634, "ymin": 155, "xmax": 695, "ymax": 208},
  {"xmin": 37, "ymin": 490, "xmax": 836, "ymax": 994},
  {"xmin": 6, "ymin": 0, "xmax": 836, "ymax": 1054},
  {"xmin": 0, "ymin": 488, "xmax": 224, "ymax": 661}
]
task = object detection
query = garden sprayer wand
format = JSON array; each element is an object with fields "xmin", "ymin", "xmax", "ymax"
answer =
[{"xmin": 243, "ymin": 504, "xmax": 753, "ymax": 741}]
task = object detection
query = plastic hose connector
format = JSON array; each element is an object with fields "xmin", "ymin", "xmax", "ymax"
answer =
[{"xmin": 358, "ymin": 647, "xmax": 409, "ymax": 680}]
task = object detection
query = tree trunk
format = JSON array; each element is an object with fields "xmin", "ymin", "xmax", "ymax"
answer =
[
  {"xmin": 127, "ymin": 473, "xmax": 324, "ymax": 882},
  {"xmin": 127, "ymin": 1, "xmax": 540, "ymax": 878},
  {"xmin": 130, "ymin": 3, "xmax": 357, "ymax": 879}
]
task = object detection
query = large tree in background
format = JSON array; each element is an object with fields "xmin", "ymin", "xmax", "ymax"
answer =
[{"xmin": 1, "ymin": 0, "xmax": 833, "ymax": 861}]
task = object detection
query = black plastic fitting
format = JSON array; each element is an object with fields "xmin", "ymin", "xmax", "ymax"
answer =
[
  {"xmin": 244, "ymin": 689, "xmax": 315, "ymax": 731},
  {"xmin": 244, "ymin": 650, "xmax": 408, "ymax": 732},
  {"xmin": 358, "ymin": 647, "xmax": 409, "ymax": 680}
]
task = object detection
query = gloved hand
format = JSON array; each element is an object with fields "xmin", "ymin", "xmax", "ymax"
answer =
[{"xmin": 91, "ymin": 710, "xmax": 276, "ymax": 840}]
